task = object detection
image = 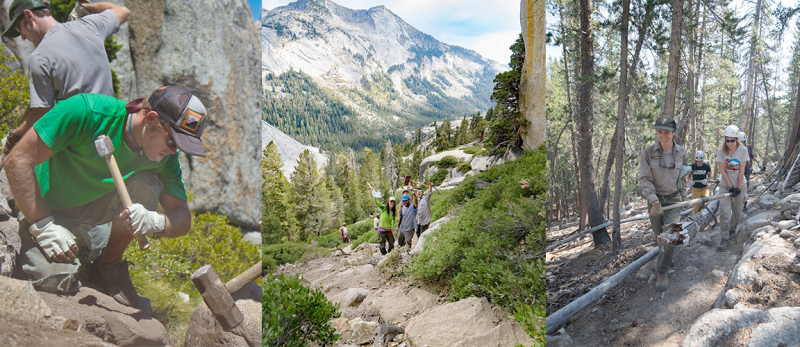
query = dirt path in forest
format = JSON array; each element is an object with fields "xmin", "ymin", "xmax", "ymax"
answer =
[{"xmin": 546, "ymin": 195, "xmax": 756, "ymax": 346}]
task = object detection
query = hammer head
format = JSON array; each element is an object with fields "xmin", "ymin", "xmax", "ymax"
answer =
[
  {"xmin": 404, "ymin": 175, "xmax": 411, "ymax": 186},
  {"xmin": 95, "ymin": 135, "xmax": 114, "ymax": 157},
  {"xmin": 191, "ymin": 265, "xmax": 243, "ymax": 330}
]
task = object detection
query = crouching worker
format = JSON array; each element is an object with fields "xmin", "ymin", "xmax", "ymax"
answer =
[{"xmin": 4, "ymin": 86, "xmax": 208, "ymax": 307}]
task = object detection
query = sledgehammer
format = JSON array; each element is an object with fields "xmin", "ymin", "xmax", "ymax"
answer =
[
  {"xmin": 94, "ymin": 135, "xmax": 149, "ymax": 250},
  {"xmin": 191, "ymin": 261, "xmax": 262, "ymax": 330}
]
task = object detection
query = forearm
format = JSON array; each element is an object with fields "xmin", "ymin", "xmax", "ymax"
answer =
[
  {"xmin": 81, "ymin": 2, "xmax": 130, "ymax": 24},
  {"xmin": 159, "ymin": 207, "xmax": 192, "ymax": 238},
  {"xmin": 5, "ymin": 152, "xmax": 50, "ymax": 222},
  {"xmin": 12, "ymin": 107, "xmax": 49, "ymax": 137}
]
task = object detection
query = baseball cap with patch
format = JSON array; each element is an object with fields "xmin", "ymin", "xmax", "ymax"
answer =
[
  {"xmin": 3, "ymin": 0, "xmax": 49, "ymax": 38},
  {"xmin": 653, "ymin": 115, "xmax": 676, "ymax": 131},
  {"xmin": 148, "ymin": 86, "xmax": 208, "ymax": 157}
]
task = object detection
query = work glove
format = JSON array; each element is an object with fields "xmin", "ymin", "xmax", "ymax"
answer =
[
  {"xmin": 760, "ymin": 164, "xmax": 765, "ymax": 171},
  {"xmin": 29, "ymin": 216, "xmax": 77, "ymax": 259},
  {"xmin": 735, "ymin": 188, "xmax": 742, "ymax": 197},
  {"xmin": 650, "ymin": 202, "xmax": 663, "ymax": 217},
  {"xmin": 127, "ymin": 203, "xmax": 166, "ymax": 238},
  {"xmin": 68, "ymin": 1, "xmax": 91, "ymax": 21}
]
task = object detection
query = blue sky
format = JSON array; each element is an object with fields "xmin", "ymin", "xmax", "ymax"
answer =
[
  {"xmin": 261, "ymin": 0, "xmax": 521, "ymax": 65},
  {"xmin": 249, "ymin": 0, "xmax": 261, "ymax": 20}
]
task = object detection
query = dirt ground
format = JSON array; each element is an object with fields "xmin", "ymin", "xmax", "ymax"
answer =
[{"xmin": 546, "ymin": 199, "xmax": 746, "ymax": 346}]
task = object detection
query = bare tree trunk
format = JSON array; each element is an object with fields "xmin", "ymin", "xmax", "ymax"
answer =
[
  {"xmin": 578, "ymin": 0, "xmax": 610, "ymax": 245},
  {"xmin": 740, "ymin": 0, "xmax": 763, "ymax": 133},
  {"xmin": 663, "ymin": 0, "xmax": 684, "ymax": 119},
  {"xmin": 612, "ymin": 0, "xmax": 630, "ymax": 252},
  {"xmin": 598, "ymin": 0, "xmax": 656, "ymax": 210},
  {"xmin": 783, "ymin": 75, "xmax": 800, "ymax": 166}
]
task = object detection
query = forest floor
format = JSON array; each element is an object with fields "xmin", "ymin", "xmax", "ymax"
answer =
[{"xmin": 546, "ymin": 172, "xmax": 772, "ymax": 346}]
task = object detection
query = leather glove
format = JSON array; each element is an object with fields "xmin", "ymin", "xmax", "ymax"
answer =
[
  {"xmin": 127, "ymin": 203, "xmax": 166, "ymax": 238},
  {"xmin": 729, "ymin": 187, "xmax": 735, "ymax": 196},
  {"xmin": 68, "ymin": 1, "xmax": 91, "ymax": 21},
  {"xmin": 29, "ymin": 216, "xmax": 77, "ymax": 259},
  {"xmin": 760, "ymin": 164, "xmax": 765, "ymax": 171},
  {"xmin": 735, "ymin": 188, "xmax": 742, "ymax": 197},
  {"xmin": 650, "ymin": 202, "xmax": 663, "ymax": 217}
]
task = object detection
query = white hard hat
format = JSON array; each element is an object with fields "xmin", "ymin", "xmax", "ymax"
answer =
[
  {"xmin": 739, "ymin": 132, "xmax": 747, "ymax": 142},
  {"xmin": 695, "ymin": 150, "xmax": 705, "ymax": 161},
  {"xmin": 724, "ymin": 125, "xmax": 740, "ymax": 138}
]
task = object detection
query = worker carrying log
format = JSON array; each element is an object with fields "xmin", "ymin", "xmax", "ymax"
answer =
[
  {"xmin": 5, "ymin": 86, "xmax": 209, "ymax": 308},
  {"xmin": 690, "ymin": 151, "xmax": 712, "ymax": 214},
  {"xmin": 716, "ymin": 125, "xmax": 749, "ymax": 250},
  {"xmin": 638, "ymin": 115, "xmax": 688, "ymax": 292}
]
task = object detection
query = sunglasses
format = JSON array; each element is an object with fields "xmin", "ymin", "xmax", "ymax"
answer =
[
  {"xmin": 165, "ymin": 128, "xmax": 178, "ymax": 150},
  {"xmin": 725, "ymin": 139, "xmax": 737, "ymax": 143}
]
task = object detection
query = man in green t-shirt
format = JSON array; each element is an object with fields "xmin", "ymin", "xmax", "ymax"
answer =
[{"xmin": 4, "ymin": 86, "xmax": 208, "ymax": 308}]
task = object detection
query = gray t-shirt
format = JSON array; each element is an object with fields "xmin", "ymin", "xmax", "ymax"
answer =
[
  {"xmin": 416, "ymin": 191, "xmax": 432, "ymax": 226},
  {"xmin": 716, "ymin": 145, "xmax": 749, "ymax": 189},
  {"xmin": 29, "ymin": 10, "xmax": 119, "ymax": 108},
  {"xmin": 399, "ymin": 203, "xmax": 417, "ymax": 232}
]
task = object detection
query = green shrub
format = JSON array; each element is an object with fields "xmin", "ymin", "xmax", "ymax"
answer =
[
  {"xmin": 125, "ymin": 211, "xmax": 259, "ymax": 345},
  {"xmin": 127, "ymin": 212, "xmax": 260, "ymax": 294},
  {"xmin": 437, "ymin": 155, "xmax": 459, "ymax": 168},
  {"xmin": 513, "ymin": 302, "xmax": 546, "ymax": 346},
  {"xmin": 263, "ymin": 274, "xmax": 341, "ymax": 347},
  {"xmin": 262, "ymin": 242, "xmax": 310, "ymax": 268},
  {"xmin": 376, "ymin": 245, "xmax": 409, "ymax": 278},
  {"xmin": 430, "ymin": 169, "xmax": 448, "ymax": 186},
  {"xmin": 409, "ymin": 148, "xmax": 545, "ymax": 313},
  {"xmin": 457, "ymin": 162, "xmax": 471, "ymax": 173},
  {"xmin": 461, "ymin": 146, "xmax": 482, "ymax": 155}
]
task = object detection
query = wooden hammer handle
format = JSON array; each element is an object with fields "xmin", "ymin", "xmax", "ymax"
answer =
[
  {"xmin": 105, "ymin": 154, "xmax": 150, "ymax": 250},
  {"xmin": 225, "ymin": 261, "xmax": 262, "ymax": 294}
]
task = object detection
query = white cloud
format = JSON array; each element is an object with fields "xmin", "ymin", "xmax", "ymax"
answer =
[{"xmin": 441, "ymin": 30, "xmax": 519, "ymax": 65}]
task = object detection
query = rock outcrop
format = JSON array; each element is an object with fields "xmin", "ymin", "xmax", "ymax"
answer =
[
  {"xmin": 683, "ymin": 305, "xmax": 800, "ymax": 347},
  {"xmin": 404, "ymin": 296, "xmax": 535, "ymax": 347},
  {"xmin": 261, "ymin": 120, "xmax": 328, "ymax": 178},
  {"xmin": 117, "ymin": 0, "xmax": 262, "ymax": 229}
]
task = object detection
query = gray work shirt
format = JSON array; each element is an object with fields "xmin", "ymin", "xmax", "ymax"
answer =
[
  {"xmin": 638, "ymin": 140, "xmax": 687, "ymax": 203},
  {"xmin": 399, "ymin": 203, "xmax": 417, "ymax": 232},
  {"xmin": 416, "ymin": 191, "xmax": 432, "ymax": 226},
  {"xmin": 29, "ymin": 10, "xmax": 119, "ymax": 108}
]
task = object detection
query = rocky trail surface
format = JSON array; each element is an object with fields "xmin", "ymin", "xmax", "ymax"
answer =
[
  {"xmin": 546, "ymin": 171, "xmax": 800, "ymax": 346},
  {"xmin": 278, "ymin": 216, "xmax": 535, "ymax": 347}
]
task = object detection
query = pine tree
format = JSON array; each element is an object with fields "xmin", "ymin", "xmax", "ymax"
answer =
[
  {"xmin": 488, "ymin": 34, "xmax": 526, "ymax": 149},
  {"xmin": 262, "ymin": 141, "xmax": 295, "ymax": 244},
  {"xmin": 291, "ymin": 150, "xmax": 328, "ymax": 239}
]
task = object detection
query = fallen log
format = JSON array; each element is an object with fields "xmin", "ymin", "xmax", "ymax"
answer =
[
  {"xmin": 545, "ymin": 199, "xmax": 721, "ymax": 334},
  {"xmin": 546, "ymin": 210, "xmax": 690, "ymax": 252},
  {"xmin": 657, "ymin": 199, "xmax": 723, "ymax": 247}
]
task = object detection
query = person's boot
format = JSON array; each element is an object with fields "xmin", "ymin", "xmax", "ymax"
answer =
[
  {"xmin": 656, "ymin": 270, "xmax": 669, "ymax": 292},
  {"xmin": 380, "ymin": 247, "xmax": 387, "ymax": 255},
  {"xmin": 717, "ymin": 236, "xmax": 730, "ymax": 251},
  {"xmin": 93, "ymin": 259, "xmax": 139, "ymax": 308}
]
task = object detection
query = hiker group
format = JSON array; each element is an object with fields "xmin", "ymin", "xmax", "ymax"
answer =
[
  {"xmin": 369, "ymin": 181, "xmax": 434, "ymax": 255},
  {"xmin": 2, "ymin": 0, "xmax": 208, "ymax": 307},
  {"xmin": 639, "ymin": 115, "xmax": 764, "ymax": 292}
]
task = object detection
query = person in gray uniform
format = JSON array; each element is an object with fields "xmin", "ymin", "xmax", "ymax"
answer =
[
  {"xmin": 638, "ymin": 115, "xmax": 687, "ymax": 292},
  {"xmin": 1, "ymin": 0, "xmax": 129, "ymax": 157}
]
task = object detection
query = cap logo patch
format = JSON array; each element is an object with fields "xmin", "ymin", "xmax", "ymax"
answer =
[
  {"xmin": 660, "ymin": 117, "xmax": 668, "ymax": 124},
  {"xmin": 180, "ymin": 109, "xmax": 203, "ymax": 134}
]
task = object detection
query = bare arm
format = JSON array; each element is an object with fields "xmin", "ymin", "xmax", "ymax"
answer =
[
  {"xmin": 11, "ymin": 107, "xmax": 50, "ymax": 139},
  {"xmin": 718, "ymin": 161, "xmax": 733, "ymax": 188},
  {"xmin": 5, "ymin": 129, "xmax": 54, "ymax": 223},
  {"xmin": 81, "ymin": 1, "xmax": 130, "ymax": 25},
  {"xmin": 157, "ymin": 194, "xmax": 192, "ymax": 238}
]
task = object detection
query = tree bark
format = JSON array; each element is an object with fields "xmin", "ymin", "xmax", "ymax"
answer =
[
  {"xmin": 663, "ymin": 0, "xmax": 684, "ymax": 119},
  {"xmin": 612, "ymin": 0, "xmax": 630, "ymax": 252},
  {"xmin": 578, "ymin": 0, "xmax": 610, "ymax": 245},
  {"xmin": 597, "ymin": 0, "xmax": 656, "ymax": 210},
  {"xmin": 740, "ymin": 0, "xmax": 763, "ymax": 133}
]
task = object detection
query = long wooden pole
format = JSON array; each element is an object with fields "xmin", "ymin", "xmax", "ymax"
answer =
[
  {"xmin": 547, "ymin": 193, "xmax": 729, "ymax": 252},
  {"xmin": 546, "ymin": 199, "xmax": 721, "ymax": 334}
]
